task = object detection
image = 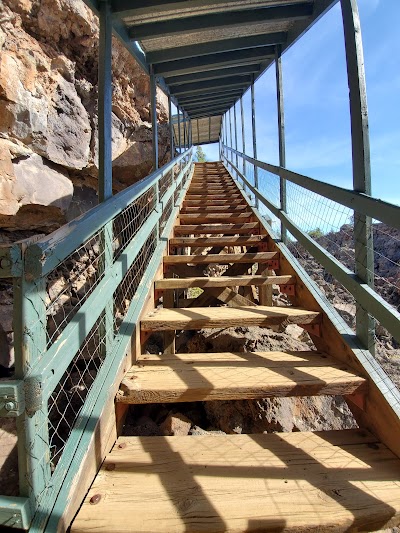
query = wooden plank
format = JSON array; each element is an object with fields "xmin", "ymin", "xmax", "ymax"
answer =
[
  {"xmin": 71, "ymin": 430, "xmax": 400, "ymax": 533},
  {"xmin": 173, "ymin": 223, "xmax": 260, "ymax": 236},
  {"xmin": 163, "ymin": 252, "xmax": 277, "ymax": 265},
  {"xmin": 117, "ymin": 351, "xmax": 366, "ymax": 404},
  {"xmin": 183, "ymin": 199, "xmax": 245, "ymax": 206},
  {"xmin": 170, "ymin": 236, "xmax": 264, "ymax": 247},
  {"xmin": 141, "ymin": 306, "xmax": 321, "ymax": 331},
  {"xmin": 180, "ymin": 205, "xmax": 248, "ymax": 213},
  {"xmin": 189, "ymin": 286, "xmax": 257, "ymax": 308},
  {"xmin": 179, "ymin": 214, "xmax": 253, "ymax": 224},
  {"xmin": 156, "ymin": 275, "xmax": 295, "ymax": 290}
]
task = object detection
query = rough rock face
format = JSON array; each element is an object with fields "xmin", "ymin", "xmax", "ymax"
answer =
[{"xmin": 0, "ymin": 0, "xmax": 170, "ymax": 231}]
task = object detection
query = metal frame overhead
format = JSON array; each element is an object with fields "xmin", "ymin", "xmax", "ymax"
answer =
[{"xmin": 82, "ymin": 0, "xmax": 338, "ymax": 145}]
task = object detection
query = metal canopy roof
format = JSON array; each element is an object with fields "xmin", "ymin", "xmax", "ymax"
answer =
[
  {"xmin": 83, "ymin": 0, "xmax": 338, "ymax": 142},
  {"xmin": 173, "ymin": 114, "xmax": 222, "ymax": 145}
]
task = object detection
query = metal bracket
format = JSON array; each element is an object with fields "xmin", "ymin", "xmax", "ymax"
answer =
[
  {"xmin": 0, "ymin": 381, "xmax": 25, "ymax": 417},
  {"xmin": 299, "ymin": 323, "xmax": 322, "ymax": 337},
  {"xmin": 267, "ymin": 259, "xmax": 280, "ymax": 270},
  {"xmin": 258, "ymin": 242, "xmax": 269, "ymax": 252},
  {"xmin": 24, "ymin": 376, "xmax": 43, "ymax": 418},
  {"xmin": 280, "ymin": 284, "xmax": 295, "ymax": 296}
]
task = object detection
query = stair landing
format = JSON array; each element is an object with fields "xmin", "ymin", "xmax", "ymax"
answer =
[{"xmin": 71, "ymin": 429, "xmax": 400, "ymax": 533}]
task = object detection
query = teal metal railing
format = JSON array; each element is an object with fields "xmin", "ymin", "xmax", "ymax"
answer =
[
  {"xmin": 0, "ymin": 148, "xmax": 193, "ymax": 530},
  {"xmin": 222, "ymin": 144, "xmax": 400, "ymax": 353}
]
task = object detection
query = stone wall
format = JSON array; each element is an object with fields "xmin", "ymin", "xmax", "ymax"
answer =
[{"xmin": 0, "ymin": 0, "xmax": 170, "ymax": 232}]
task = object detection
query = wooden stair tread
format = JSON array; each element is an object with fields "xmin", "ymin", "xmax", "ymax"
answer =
[
  {"xmin": 117, "ymin": 351, "xmax": 367, "ymax": 404},
  {"xmin": 169, "ymin": 235, "xmax": 265, "ymax": 247},
  {"xmin": 141, "ymin": 306, "xmax": 321, "ymax": 330},
  {"xmin": 174, "ymin": 222, "xmax": 260, "ymax": 235},
  {"xmin": 156, "ymin": 275, "xmax": 294, "ymax": 289},
  {"xmin": 71, "ymin": 429, "xmax": 400, "ymax": 533},
  {"xmin": 163, "ymin": 252, "xmax": 277, "ymax": 264}
]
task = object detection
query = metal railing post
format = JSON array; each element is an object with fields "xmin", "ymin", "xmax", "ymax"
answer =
[
  {"xmin": 229, "ymin": 107, "xmax": 233, "ymax": 153},
  {"xmin": 275, "ymin": 44, "xmax": 287, "ymax": 243},
  {"xmin": 177, "ymin": 106, "xmax": 181, "ymax": 167},
  {"xmin": 150, "ymin": 65, "xmax": 159, "ymax": 171},
  {"xmin": 168, "ymin": 94, "xmax": 174, "ymax": 161},
  {"xmin": 341, "ymin": 0, "xmax": 375, "ymax": 354},
  {"xmin": 233, "ymin": 102, "xmax": 238, "ymax": 171},
  {"xmin": 240, "ymin": 96, "xmax": 246, "ymax": 183},
  {"xmin": 251, "ymin": 78, "xmax": 259, "ymax": 207}
]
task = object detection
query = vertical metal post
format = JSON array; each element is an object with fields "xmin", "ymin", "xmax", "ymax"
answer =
[
  {"xmin": 168, "ymin": 94, "xmax": 174, "ymax": 161},
  {"xmin": 150, "ymin": 65, "xmax": 158, "ymax": 170},
  {"xmin": 251, "ymin": 78, "xmax": 259, "ymax": 207},
  {"xmin": 177, "ymin": 107, "xmax": 181, "ymax": 153},
  {"xmin": 341, "ymin": 0, "xmax": 375, "ymax": 354},
  {"xmin": 233, "ymin": 102, "xmax": 238, "ymax": 169},
  {"xmin": 98, "ymin": 0, "xmax": 113, "ymax": 203},
  {"xmin": 240, "ymin": 97, "xmax": 246, "ymax": 167},
  {"xmin": 183, "ymin": 112, "xmax": 187, "ymax": 152},
  {"xmin": 275, "ymin": 44, "xmax": 287, "ymax": 243},
  {"xmin": 229, "ymin": 108, "xmax": 233, "ymax": 158}
]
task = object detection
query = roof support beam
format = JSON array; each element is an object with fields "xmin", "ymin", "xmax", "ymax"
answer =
[
  {"xmin": 98, "ymin": 0, "xmax": 113, "ymax": 203},
  {"xmin": 341, "ymin": 0, "xmax": 374, "ymax": 354},
  {"xmin": 171, "ymin": 76, "xmax": 252, "ymax": 96},
  {"xmin": 178, "ymin": 88, "xmax": 244, "ymax": 103},
  {"xmin": 146, "ymin": 32, "xmax": 287, "ymax": 64},
  {"xmin": 128, "ymin": 4, "xmax": 313, "ymax": 40},
  {"xmin": 275, "ymin": 44, "xmax": 287, "ymax": 244},
  {"xmin": 155, "ymin": 46, "xmax": 275, "ymax": 77},
  {"xmin": 112, "ymin": 0, "xmax": 300, "ymax": 17},
  {"xmin": 179, "ymin": 92, "xmax": 241, "ymax": 105},
  {"xmin": 165, "ymin": 65, "xmax": 261, "ymax": 86},
  {"xmin": 150, "ymin": 66, "xmax": 158, "ymax": 170}
]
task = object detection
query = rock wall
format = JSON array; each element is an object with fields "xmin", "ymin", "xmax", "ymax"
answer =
[{"xmin": 0, "ymin": 0, "xmax": 170, "ymax": 232}]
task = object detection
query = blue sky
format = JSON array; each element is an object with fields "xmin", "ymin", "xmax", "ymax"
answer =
[{"xmin": 201, "ymin": 0, "xmax": 400, "ymax": 206}]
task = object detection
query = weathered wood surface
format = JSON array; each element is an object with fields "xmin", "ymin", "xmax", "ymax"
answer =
[
  {"xmin": 174, "ymin": 222, "xmax": 260, "ymax": 235},
  {"xmin": 71, "ymin": 430, "xmax": 400, "ymax": 533},
  {"xmin": 179, "ymin": 214, "xmax": 253, "ymax": 224},
  {"xmin": 155, "ymin": 275, "xmax": 295, "ymax": 290},
  {"xmin": 169, "ymin": 235, "xmax": 265, "ymax": 247},
  {"xmin": 117, "ymin": 351, "xmax": 366, "ymax": 404},
  {"xmin": 141, "ymin": 306, "xmax": 321, "ymax": 331},
  {"xmin": 163, "ymin": 252, "xmax": 277, "ymax": 265}
]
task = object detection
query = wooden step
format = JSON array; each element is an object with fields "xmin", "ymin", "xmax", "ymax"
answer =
[
  {"xmin": 117, "ymin": 351, "xmax": 367, "ymax": 404},
  {"xmin": 155, "ymin": 275, "xmax": 294, "ymax": 290},
  {"xmin": 169, "ymin": 235, "xmax": 265, "ymax": 247},
  {"xmin": 141, "ymin": 306, "xmax": 321, "ymax": 331},
  {"xmin": 183, "ymin": 199, "xmax": 245, "ymax": 206},
  {"xmin": 71, "ymin": 429, "xmax": 400, "ymax": 533},
  {"xmin": 163, "ymin": 252, "xmax": 277, "ymax": 265},
  {"xmin": 180, "ymin": 205, "xmax": 248, "ymax": 213},
  {"xmin": 174, "ymin": 223, "xmax": 260, "ymax": 235},
  {"xmin": 179, "ymin": 214, "xmax": 253, "ymax": 224},
  {"xmin": 185, "ymin": 193, "xmax": 242, "ymax": 199}
]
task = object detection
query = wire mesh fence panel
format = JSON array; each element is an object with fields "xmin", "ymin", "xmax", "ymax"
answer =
[
  {"xmin": 287, "ymin": 229, "xmax": 357, "ymax": 333},
  {"xmin": 47, "ymin": 312, "xmax": 108, "ymax": 469},
  {"xmin": 113, "ymin": 186, "xmax": 157, "ymax": 261},
  {"xmin": 159, "ymin": 196, "xmax": 173, "ymax": 237},
  {"xmin": 45, "ymin": 230, "xmax": 106, "ymax": 348},
  {"xmin": 159, "ymin": 168, "xmax": 173, "ymax": 199},
  {"xmin": 372, "ymin": 223, "xmax": 400, "ymax": 312},
  {"xmin": 114, "ymin": 228, "xmax": 158, "ymax": 335},
  {"xmin": 286, "ymin": 180, "xmax": 355, "ymax": 272},
  {"xmin": 257, "ymin": 168, "xmax": 280, "ymax": 233}
]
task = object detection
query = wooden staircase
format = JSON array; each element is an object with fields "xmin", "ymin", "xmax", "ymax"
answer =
[{"xmin": 71, "ymin": 162, "xmax": 400, "ymax": 532}]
